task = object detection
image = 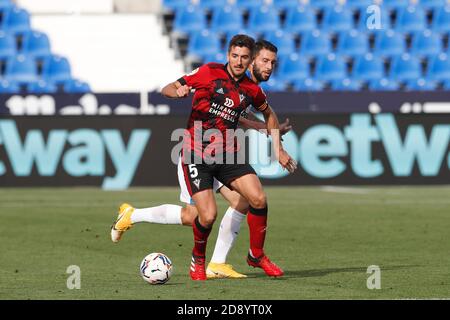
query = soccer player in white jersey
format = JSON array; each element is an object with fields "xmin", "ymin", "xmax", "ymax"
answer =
[{"xmin": 111, "ymin": 40, "xmax": 290, "ymax": 278}]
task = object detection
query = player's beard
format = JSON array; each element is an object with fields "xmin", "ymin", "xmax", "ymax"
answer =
[{"xmin": 252, "ymin": 64, "xmax": 271, "ymax": 83}]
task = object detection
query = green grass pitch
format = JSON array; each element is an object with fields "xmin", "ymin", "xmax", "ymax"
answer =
[{"xmin": 0, "ymin": 186, "xmax": 449, "ymax": 300}]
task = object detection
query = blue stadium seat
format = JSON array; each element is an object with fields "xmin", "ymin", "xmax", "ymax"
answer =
[
  {"xmin": 389, "ymin": 53, "xmax": 422, "ymax": 81},
  {"xmin": 198, "ymin": 0, "xmax": 230, "ymax": 11},
  {"xmin": 202, "ymin": 51, "xmax": 226, "ymax": 64},
  {"xmin": 443, "ymin": 79, "xmax": 450, "ymax": 89},
  {"xmin": 187, "ymin": 30, "xmax": 221, "ymax": 61},
  {"xmin": 4, "ymin": 54, "xmax": 38, "ymax": 83},
  {"xmin": 405, "ymin": 78, "xmax": 437, "ymax": 91},
  {"xmin": 352, "ymin": 53, "xmax": 384, "ymax": 81},
  {"xmin": 331, "ymin": 78, "xmax": 363, "ymax": 91},
  {"xmin": 173, "ymin": 6, "xmax": 207, "ymax": 36},
  {"xmin": 210, "ymin": 6, "xmax": 244, "ymax": 35},
  {"xmin": 42, "ymin": 54, "xmax": 72, "ymax": 83},
  {"xmin": 225, "ymin": 30, "xmax": 257, "ymax": 48},
  {"xmin": 284, "ymin": 5, "xmax": 317, "ymax": 34},
  {"xmin": 369, "ymin": 78, "xmax": 400, "ymax": 91},
  {"xmin": 431, "ymin": 5, "xmax": 450, "ymax": 34},
  {"xmin": 314, "ymin": 54, "xmax": 347, "ymax": 82},
  {"xmin": 373, "ymin": 30, "xmax": 406, "ymax": 57},
  {"xmin": 21, "ymin": 30, "xmax": 51, "ymax": 58},
  {"xmin": 0, "ymin": 79, "xmax": 20, "ymax": 93},
  {"xmin": 272, "ymin": 0, "xmax": 300, "ymax": 11},
  {"xmin": 0, "ymin": 31, "xmax": 16, "ymax": 60},
  {"xmin": 426, "ymin": 53, "xmax": 450, "ymax": 81},
  {"xmin": 276, "ymin": 53, "xmax": 309, "ymax": 82},
  {"xmin": 235, "ymin": 0, "xmax": 265, "ymax": 11},
  {"xmin": 308, "ymin": 0, "xmax": 336, "ymax": 10},
  {"xmin": 2, "ymin": 6, "xmax": 31, "ymax": 34},
  {"xmin": 345, "ymin": 0, "xmax": 374, "ymax": 9},
  {"xmin": 358, "ymin": 6, "xmax": 391, "ymax": 32},
  {"xmin": 395, "ymin": 6, "xmax": 427, "ymax": 33},
  {"xmin": 27, "ymin": 80, "xmax": 57, "ymax": 94},
  {"xmin": 247, "ymin": 6, "xmax": 281, "ymax": 35},
  {"xmin": 410, "ymin": 30, "xmax": 443, "ymax": 58},
  {"xmin": 259, "ymin": 76, "xmax": 288, "ymax": 92},
  {"xmin": 420, "ymin": 0, "xmax": 447, "ymax": 10},
  {"xmin": 299, "ymin": 30, "xmax": 331, "ymax": 57},
  {"xmin": 293, "ymin": 78, "xmax": 324, "ymax": 91},
  {"xmin": 321, "ymin": 6, "xmax": 354, "ymax": 33},
  {"xmin": 162, "ymin": 0, "xmax": 193, "ymax": 12},
  {"xmin": 382, "ymin": 0, "xmax": 410, "ymax": 10},
  {"xmin": 336, "ymin": 30, "xmax": 369, "ymax": 57},
  {"xmin": 63, "ymin": 79, "xmax": 91, "ymax": 93},
  {"xmin": 264, "ymin": 30, "xmax": 296, "ymax": 59}
]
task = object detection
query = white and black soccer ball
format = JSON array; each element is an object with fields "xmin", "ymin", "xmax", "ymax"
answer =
[{"xmin": 139, "ymin": 252, "xmax": 173, "ymax": 285}]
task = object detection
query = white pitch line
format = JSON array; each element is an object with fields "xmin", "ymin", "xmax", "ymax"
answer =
[{"xmin": 321, "ymin": 186, "xmax": 371, "ymax": 194}]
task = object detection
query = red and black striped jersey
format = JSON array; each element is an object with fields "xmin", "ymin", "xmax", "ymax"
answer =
[{"xmin": 178, "ymin": 63, "xmax": 268, "ymax": 158}]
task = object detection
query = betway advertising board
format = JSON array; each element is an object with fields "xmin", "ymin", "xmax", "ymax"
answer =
[{"xmin": 0, "ymin": 114, "xmax": 448, "ymax": 189}]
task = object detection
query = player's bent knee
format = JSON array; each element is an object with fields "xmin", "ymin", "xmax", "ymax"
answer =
[{"xmin": 249, "ymin": 193, "xmax": 267, "ymax": 209}]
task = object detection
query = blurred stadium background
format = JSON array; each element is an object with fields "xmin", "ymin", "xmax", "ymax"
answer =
[{"xmin": 1, "ymin": 0, "xmax": 449, "ymax": 300}]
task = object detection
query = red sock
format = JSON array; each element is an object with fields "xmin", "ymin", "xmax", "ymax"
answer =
[
  {"xmin": 247, "ymin": 206, "xmax": 268, "ymax": 259},
  {"xmin": 192, "ymin": 216, "xmax": 212, "ymax": 258}
]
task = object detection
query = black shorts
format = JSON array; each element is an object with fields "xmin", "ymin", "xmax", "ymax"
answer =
[{"xmin": 180, "ymin": 162, "xmax": 256, "ymax": 197}]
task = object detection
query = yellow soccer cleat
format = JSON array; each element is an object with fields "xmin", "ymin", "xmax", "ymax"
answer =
[
  {"xmin": 206, "ymin": 263, "xmax": 247, "ymax": 279},
  {"xmin": 110, "ymin": 203, "xmax": 134, "ymax": 243}
]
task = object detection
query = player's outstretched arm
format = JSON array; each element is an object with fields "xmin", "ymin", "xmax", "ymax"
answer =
[
  {"xmin": 262, "ymin": 106, "xmax": 297, "ymax": 173},
  {"xmin": 161, "ymin": 81, "xmax": 191, "ymax": 99}
]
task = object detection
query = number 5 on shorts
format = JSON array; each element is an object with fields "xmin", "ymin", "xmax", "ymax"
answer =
[{"xmin": 188, "ymin": 164, "xmax": 198, "ymax": 178}]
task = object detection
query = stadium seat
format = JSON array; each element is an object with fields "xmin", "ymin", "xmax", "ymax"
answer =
[
  {"xmin": 331, "ymin": 78, "xmax": 363, "ymax": 91},
  {"xmin": 314, "ymin": 54, "xmax": 347, "ymax": 82},
  {"xmin": 264, "ymin": 30, "xmax": 296, "ymax": 59},
  {"xmin": 352, "ymin": 53, "xmax": 384, "ymax": 81},
  {"xmin": 259, "ymin": 76, "xmax": 288, "ymax": 92},
  {"xmin": 162, "ymin": 0, "xmax": 193, "ymax": 12},
  {"xmin": 247, "ymin": 6, "xmax": 281, "ymax": 35},
  {"xmin": 0, "ymin": 31, "xmax": 16, "ymax": 60},
  {"xmin": 198, "ymin": 0, "xmax": 230, "ymax": 11},
  {"xmin": 202, "ymin": 51, "xmax": 226, "ymax": 64},
  {"xmin": 63, "ymin": 79, "xmax": 91, "ymax": 93},
  {"xmin": 210, "ymin": 6, "xmax": 244, "ymax": 35},
  {"xmin": 395, "ymin": 6, "xmax": 427, "ymax": 33},
  {"xmin": 187, "ymin": 30, "xmax": 221, "ymax": 61},
  {"xmin": 336, "ymin": 30, "xmax": 369, "ymax": 58},
  {"xmin": 420, "ymin": 0, "xmax": 447, "ymax": 10},
  {"xmin": 358, "ymin": 6, "xmax": 391, "ymax": 32},
  {"xmin": 42, "ymin": 54, "xmax": 72, "ymax": 83},
  {"xmin": 292, "ymin": 78, "xmax": 324, "ymax": 91},
  {"xmin": 27, "ymin": 80, "xmax": 57, "ymax": 94},
  {"xmin": 389, "ymin": 53, "xmax": 422, "ymax": 81},
  {"xmin": 225, "ymin": 30, "xmax": 257, "ymax": 48},
  {"xmin": 4, "ymin": 54, "xmax": 38, "ymax": 83},
  {"xmin": 21, "ymin": 30, "xmax": 52, "ymax": 58},
  {"xmin": 276, "ymin": 53, "xmax": 309, "ymax": 82},
  {"xmin": 373, "ymin": 30, "xmax": 406, "ymax": 57},
  {"xmin": 405, "ymin": 78, "xmax": 438, "ymax": 91},
  {"xmin": 431, "ymin": 5, "xmax": 450, "ymax": 34},
  {"xmin": 321, "ymin": 6, "xmax": 354, "ymax": 33},
  {"xmin": 345, "ymin": 0, "xmax": 375, "ymax": 9},
  {"xmin": 443, "ymin": 79, "xmax": 450, "ymax": 89},
  {"xmin": 299, "ymin": 30, "xmax": 331, "ymax": 57},
  {"xmin": 308, "ymin": 0, "xmax": 336, "ymax": 10},
  {"xmin": 410, "ymin": 30, "xmax": 443, "ymax": 58},
  {"xmin": 284, "ymin": 5, "xmax": 317, "ymax": 34},
  {"xmin": 272, "ymin": 0, "xmax": 300, "ymax": 11},
  {"xmin": 368, "ymin": 77, "xmax": 400, "ymax": 91},
  {"xmin": 0, "ymin": 78, "xmax": 19, "ymax": 93},
  {"xmin": 382, "ymin": 0, "xmax": 410, "ymax": 10},
  {"xmin": 235, "ymin": 0, "xmax": 265, "ymax": 11},
  {"xmin": 172, "ymin": 6, "xmax": 207, "ymax": 36},
  {"xmin": 2, "ymin": 6, "xmax": 31, "ymax": 34},
  {"xmin": 426, "ymin": 53, "xmax": 450, "ymax": 81}
]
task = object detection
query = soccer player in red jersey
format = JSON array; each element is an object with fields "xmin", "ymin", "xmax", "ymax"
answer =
[{"xmin": 161, "ymin": 35, "xmax": 297, "ymax": 280}]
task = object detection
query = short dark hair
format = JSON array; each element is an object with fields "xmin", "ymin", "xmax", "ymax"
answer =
[
  {"xmin": 254, "ymin": 40, "xmax": 278, "ymax": 58},
  {"xmin": 227, "ymin": 34, "xmax": 255, "ymax": 54}
]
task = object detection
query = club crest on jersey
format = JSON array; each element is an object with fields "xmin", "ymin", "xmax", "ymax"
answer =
[
  {"xmin": 216, "ymin": 87, "xmax": 225, "ymax": 95},
  {"xmin": 193, "ymin": 178, "xmax": 201, "ymax": 189}
]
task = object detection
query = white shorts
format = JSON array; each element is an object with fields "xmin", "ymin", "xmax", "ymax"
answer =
[{"xmin": 177, "ymin": 155, "xmax": 224, "ymax": 205}]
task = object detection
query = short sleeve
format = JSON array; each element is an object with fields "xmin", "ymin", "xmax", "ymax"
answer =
[
  {"xmin": 253, "ymin": 86, "xmax": 268, "ymax": 112},
  {"xmin": 178, "ymin": 64, "xmax": 211, "ymax": 89}
]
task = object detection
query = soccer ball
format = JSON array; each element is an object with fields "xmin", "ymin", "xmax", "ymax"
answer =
[{"xmin": 139, "ymin": 252, "xmax": 173, "ymax": 285}]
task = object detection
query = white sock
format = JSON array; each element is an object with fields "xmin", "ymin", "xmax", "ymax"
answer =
[
  {"xmin": 131, "ymin": 204, "xmax": 182, "ymax": 225},
  {"xmin": 210, "ymin": 207, "xmax": 246, "ymax": 264}
]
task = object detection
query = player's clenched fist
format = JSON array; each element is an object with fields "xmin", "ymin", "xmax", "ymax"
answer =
[{"xmin": 176, "ymin": 85, "xmax": 191, "ymax": 98}]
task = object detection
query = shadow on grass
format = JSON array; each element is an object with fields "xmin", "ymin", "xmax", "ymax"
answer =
[{"xmin": 246, "ymin": 265, "xmax": 421, "ymax": 279}]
